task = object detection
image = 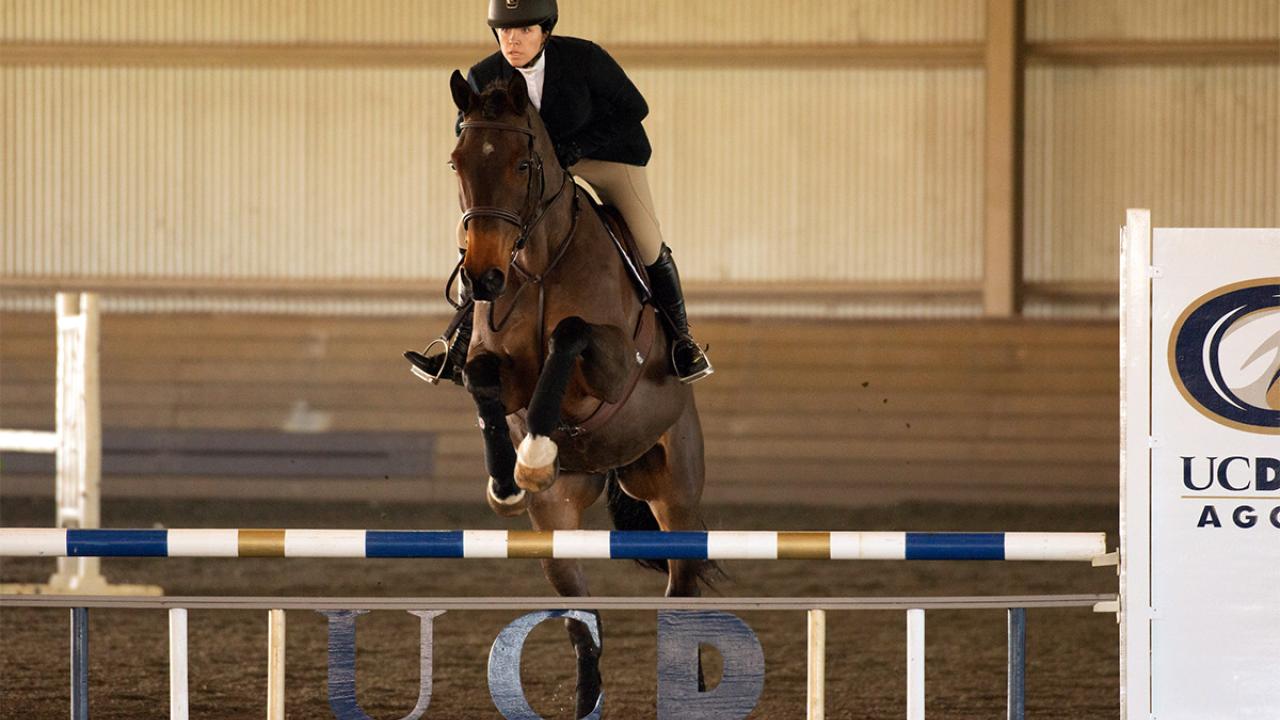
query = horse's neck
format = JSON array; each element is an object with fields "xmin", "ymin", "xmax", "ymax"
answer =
[
  {"xmin": 518, "ymin": 118, "xmax": 625, "ymax": 291},
  {"xmin": 519, "ymin": 174, "xmax": 579, "ymax": 271}
]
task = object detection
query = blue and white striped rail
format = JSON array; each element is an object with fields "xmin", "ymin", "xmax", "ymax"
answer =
[{"xmin": 0, "ymin": 529, "xmax": 1107, "ymax": 562}]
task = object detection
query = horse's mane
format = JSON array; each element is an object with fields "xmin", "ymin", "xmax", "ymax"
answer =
[{"xmin": 476, "ymin": 80, "xmax": 523, "ymax": 121}]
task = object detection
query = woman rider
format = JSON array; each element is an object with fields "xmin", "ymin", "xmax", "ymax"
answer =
[{"xmin": 404, "ymin": 0, "xmax": 713, "ymax": 385}]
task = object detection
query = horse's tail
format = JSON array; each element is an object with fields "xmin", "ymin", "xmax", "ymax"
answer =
[{"xmin": 605, "ymin": 471, "xmax": 725, "ymax": 588}]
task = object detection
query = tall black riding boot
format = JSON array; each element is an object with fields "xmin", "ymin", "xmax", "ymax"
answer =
[
  {"xmin": 404, "ymin": 294, "xmax": 473, "ymax": 386},
  {"xmin": 645, "ymin": 244, "xmax": 713, "ymax": 384}
]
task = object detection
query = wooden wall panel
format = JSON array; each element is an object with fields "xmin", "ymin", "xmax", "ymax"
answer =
[{"xmin": 0, "ymin": 312, "xmax": 1118, "ymax": 506}]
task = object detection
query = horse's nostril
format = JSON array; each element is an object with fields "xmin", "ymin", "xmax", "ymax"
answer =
[{"xmin": 479, "ymin": 268, "xmax": 506, "ymax": 297}]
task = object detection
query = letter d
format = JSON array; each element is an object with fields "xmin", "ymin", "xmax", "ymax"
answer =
[{"xmin": 657, "ymin": 610, "xmax": 765, "ymax": 720}]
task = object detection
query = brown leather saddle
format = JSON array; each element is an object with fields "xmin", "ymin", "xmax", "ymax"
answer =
[{"xmin": 588, "ymin": 197, "xmax": 653, "ymax": 304}]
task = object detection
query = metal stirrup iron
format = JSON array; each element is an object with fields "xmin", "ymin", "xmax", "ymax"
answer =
[{"xmin": 409, "ymin": 336, "xmax": 454, "ymax": 385}]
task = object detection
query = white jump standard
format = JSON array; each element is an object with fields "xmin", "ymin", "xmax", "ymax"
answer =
[{"xmin": 0, "ymin": 293, "xmax": 157, "ymax": 595}]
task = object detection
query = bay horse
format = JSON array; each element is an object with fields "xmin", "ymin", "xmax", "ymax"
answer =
[{"xmin": 446, "ymin": 70, "xmax": 716, "ymax": 714}]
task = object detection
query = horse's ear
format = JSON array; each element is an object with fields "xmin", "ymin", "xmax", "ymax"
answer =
[
  {"xmin": 450, "ymin": 70, "xmax": 475, "ymax": 113},
  {"xmin": 507, "ymin": 72, "xmax": 529, "ymax": 115}
]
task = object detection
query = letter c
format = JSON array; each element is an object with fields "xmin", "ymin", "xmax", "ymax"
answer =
[
  {"xmin": 489, "ymin": 610, "xmax": 603, "ymax": 720},
  {"xmin": 1217, "ymin": 456, "xmax": 1252, "ymax": 492}
]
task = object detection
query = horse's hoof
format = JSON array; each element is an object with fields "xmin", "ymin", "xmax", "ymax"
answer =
[
  {"xmin": 486, "ymin": 478, "xmax": 528, "ymax": 517},
  {"xmin": 514, "ymin": 434, "xmax": 559, "ymax": 492}
]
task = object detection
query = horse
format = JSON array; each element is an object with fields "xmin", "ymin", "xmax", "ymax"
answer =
[{"xmin": 446, "ymin": 70, "xmax": 718, "ymax": 715}]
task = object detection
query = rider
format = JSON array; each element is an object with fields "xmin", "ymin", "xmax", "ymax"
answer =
[{"xmin": 405, "ymin": 0, "xmax": 713, "ymax": 386}]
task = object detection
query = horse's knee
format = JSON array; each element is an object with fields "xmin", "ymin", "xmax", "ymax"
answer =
[
  {"xmin": 464, "ymin": 353, "xmax": 502, "ymax": 396},
  {"xmin": 549, "ymin": 316, "xmax": 592, "ymax": 357}
]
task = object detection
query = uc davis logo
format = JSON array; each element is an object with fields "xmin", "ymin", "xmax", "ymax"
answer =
[{"xmin": 1170, "ymin": 279, "xmax": 1280, "ymax": 434}]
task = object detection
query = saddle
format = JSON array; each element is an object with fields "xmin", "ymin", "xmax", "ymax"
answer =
[{"xmin": 587, "ymin": 197, "xmax": 652, "ymax": 304}]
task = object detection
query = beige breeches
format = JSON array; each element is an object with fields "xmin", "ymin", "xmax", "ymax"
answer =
[{"xmin": 456, "ymin": 159, "xmax": 666, "ymax": 266}]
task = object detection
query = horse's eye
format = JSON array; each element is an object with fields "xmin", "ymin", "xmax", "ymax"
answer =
[
  {"xmin": 447, "ymin": 161, "xmax": 457, "ymax": 172},
  {"xmin": 517, "ymin": 161, "xmax": 531, "ymax": 173}
]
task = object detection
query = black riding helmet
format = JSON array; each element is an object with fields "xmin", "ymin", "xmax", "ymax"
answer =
[{"xmin": 487, "ymin": 0, "xmax": 558, "ymax": 33}]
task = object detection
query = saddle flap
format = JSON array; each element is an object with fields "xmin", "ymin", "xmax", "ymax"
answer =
[
  {"xmin": 591, "ymin": 201, "xmax": 652, "ymax": 303},
  {"xmin": 566, "ymin": 304, "xmax": 659, "ymax": 437}
]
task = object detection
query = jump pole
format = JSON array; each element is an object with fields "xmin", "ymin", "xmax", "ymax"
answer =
[{"xmin": 0, "ymin": 529, "xmax": 1109, "ymax": 561}]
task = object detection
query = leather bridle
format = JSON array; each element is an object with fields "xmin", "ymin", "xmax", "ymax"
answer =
[
  {"xmin": 456, "ymin": 119, "xmax": 571, "ymax": 253},
  {"xmin": 450, "ymin": 116, "xmax": 582, "ymax": 351}
]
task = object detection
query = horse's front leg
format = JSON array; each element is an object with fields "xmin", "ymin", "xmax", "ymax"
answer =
[
  {"xmin": 527, "ymin": 472, "xmax": 607, "ymax": 719},
  {"xmin": 515, "ymin": 316, "xmax": 629, "ymax": 493},
  {"xmin": 465, "ymin": 352, "xmax": 527, "ymax": 517}
]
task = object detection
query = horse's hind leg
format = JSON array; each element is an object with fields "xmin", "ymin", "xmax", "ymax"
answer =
[
  {"xmin": 615, "ymin": 401, "xmax": 713, "ymax": 690},
  {"xmin": 615, "ymin": 400, "xmax": 711, "ymax": 599},
  {"xmin": 464, "ymin": 352, "xmax": 526, "ymax": 517},
  {"xmin": 527, "ymin": 472, "xmax": 607, "ymax": 718}
]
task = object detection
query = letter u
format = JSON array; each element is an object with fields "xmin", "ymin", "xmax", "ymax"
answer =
[{"xmin": 319, "ymin": 609, "xmax": 445, "ymax": 720}]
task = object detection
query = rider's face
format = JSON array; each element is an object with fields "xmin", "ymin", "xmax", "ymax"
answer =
[{"xmin": 497, "ymin": 25, "xmax": 546, "ymax": 68}]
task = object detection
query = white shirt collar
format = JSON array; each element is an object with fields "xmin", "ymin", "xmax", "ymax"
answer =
[{"xmin": 515, "ymin": 48, "xmax": 547, "ymax": 111}]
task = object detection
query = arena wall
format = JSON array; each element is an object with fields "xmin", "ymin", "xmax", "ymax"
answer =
[
  {"xmin": 0, "ymin": 1, "xmax": 1272, "ymax": 506},
  {"xmin": 0, "ymin": 311, "xmax": 1117, "ymax": 506},
  {"xmin": 2, "ymin": 0, "xmax": 1276, "ymax": 317}
]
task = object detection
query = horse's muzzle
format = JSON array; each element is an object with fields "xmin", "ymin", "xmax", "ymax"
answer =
[{"xmin": 470, "ymin": 268, "xmax": 507, "ymax": 302}]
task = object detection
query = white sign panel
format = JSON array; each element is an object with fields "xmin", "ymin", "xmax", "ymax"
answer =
[{"xmin": 1123, "ymin": 210, "xmax": 1280, "ymax": 719}]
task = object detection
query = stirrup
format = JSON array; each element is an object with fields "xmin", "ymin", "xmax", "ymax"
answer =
[
  {"xmin": 408, "ymin": 336, "xmax": 452, "ymax": 385},
  {"xmin": 673, "ymin": 341, "xmax": 714, "ymax": 385}
]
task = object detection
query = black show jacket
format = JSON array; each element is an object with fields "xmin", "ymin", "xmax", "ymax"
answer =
[{"xmin": 460, "ymin": 35, "xmax": 652, "ymax": 167}]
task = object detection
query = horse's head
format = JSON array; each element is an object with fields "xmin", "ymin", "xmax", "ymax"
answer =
[{"xmin": 449, "ymin": 70, "xmax": 557, "ymax": 302}]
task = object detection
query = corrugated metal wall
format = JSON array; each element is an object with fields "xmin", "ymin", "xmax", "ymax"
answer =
[
  {"xmin": 1022, "ymin": 0, "xmax": 1280, "ymax": 296},
  {"xmin": 3, "ymin": 66, "xmax": 450, "ymax": 280},
  {"xmin": 14, "ymin": 0, "xmax": 1274, "ymax": 44},
  {"xmin": 1, "ymin": 0, "xmax": 988, "ymax": 307},
  {"xmin": 0, "ymin": 0, "xmax": 985, "ymax": 44},
  {"xmin": 1024, "ymin": 64, "xmax": 1280, "ymax": 284},
  {"xmin": 1, "ymin": 0, "xmax": 1278, "ymax": 315},
  {"xmin": 1, "ymin": 64, "xmax": 984, "ymax": 285},
  {"xmin": 581, "ymin": 67, "xmax": 984, "ymax": 285},
  {"xmin": 1028, "ymin": 0, "xmax": 1280, "ymax": 40}
]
